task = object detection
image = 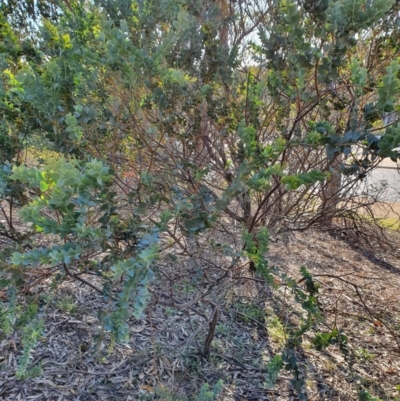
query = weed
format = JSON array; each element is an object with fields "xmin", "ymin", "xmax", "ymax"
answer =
[
  {"xmin": 182, "ymin": 279, "xmax": 196, "ymax": 296},
  {"xmin": 358, "ymin": 389, "xmax": 383, "ymax": 401},
  {"xmin": 16, "ymin": 318, "xmax": 44, "ymax": 379},
  {"xmin": 266, "ymin": 316, "xmax": 286, "ymax": 347},
  {"xmin": 264, "ymin": 354, "xmax": 283, "ymax": 388},
  {"xmin": 322, "ymin": 357, "xmax": 336, "ymax": 374},
  {"xmin": 164, "ymin": 307, "xmax": 175, "ymax": 316},
  {"xmin": 305, "ymin": 379, "xmax": 317, "ymax": 392},
  {"xmin": 56, "ymin": 296, "xmax": 77, "ymax": 315},
  {"xmin": 394, "ymin": 384, "xmax": 400, "ymax": 400},
  {"xmin": 196, "ymin": 380, "xmax": 223, "ymax": 401},
  {"xmin": 355, "ymin": 348, "xmax": 374, "ymax": 362},
  {"xmin": 107, "ymin": 337, "xmax": 116, "ymax": 355},
  {"xmin": 172, "ymin": 279, "xmax": 196, "ymax": 296},
  {"xmin": 236, "ymin": 302, "xmax": 265, "ymax": 324},
  {"xmin": 0, "ymin": 303, "xmax": 12, "ymax": 337},
  {"xmin": 16, "ymin": 365, "xmax": 43, "ymax": 379},
  {"xmin": 154, "ymin": 385, "xmax": 186, "ymax": 401},
  {"xmin": 183, "ymin": 353, "xmax": 203, "ymax": 375},
  {"xmin": 212, "ymin": 338, "xmax": 225, "ymax": 353},
  {"xmin": 216, "ymin": 322, "xmax": 231, "ymax": 336},
  {"xmin": 143, "ymin": 380, "xmax": 223, "ymax": 401}
]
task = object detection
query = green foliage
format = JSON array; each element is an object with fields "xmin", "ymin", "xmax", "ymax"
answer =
[
  {"xmin": 243, "ymin": 227, "xmax": 272, "ymax": 279},
  {"xmin": 151, "ymin": 380, "xmax": 223, "ymax": 401},
  {"xmin": 0, "ymin": 0, "xmax": 399, "ymax": 398},
  {"xmin": 359, "ymin": 389, "xmax": 383, "ymax": 401},
  {"xmin": 355, "ymin": 348, "xmax": 374, "ymax": 361},
  {"xmin": 377, "ymin": 60, "xmax": 400, "ymax": 113},
  {"xmin": 265, "ymin": 354, "xmax": 284, "ymax": 389},
  {"xmin": 7, "ymin": 157, "xmax": 160, "ymax": 341},
  {"xmin": 56, "ymin": 296, "xmax": 77, "ymax": 315},
  {"xmin": 266, "ymin": 316, "xmax": 286, "ymax": 346},
  {"xmin": 16, "ymin": 318, "xmax": 44, "ymax": 379},
  {"xmin": 312, "ymin": 328, "xmax": 348, "ymax": 351},
  {"xmin": 264, "ymin": 267, "xmax": 329, "ymax": 399},
  {"xmin": 195, "ymin": 380, "xmax": 223, "ymax": 401},
  {"xmin": 0, "ymin": 303, "xmax": 12, "ymax": 336},
  {"xmin": 281, "ymin": 170, "xmax": 329, "ymax": 190},
  {"xmin": 326, "ymin": 0, "xmax": 394, "ymax": 32},
  {"xmin": 236, "ymin": 302, "xmax": 265, "ymax": 324},
  {"xmin": 378, "ymin": 123, "xmax": 400, "ymax": 161}
]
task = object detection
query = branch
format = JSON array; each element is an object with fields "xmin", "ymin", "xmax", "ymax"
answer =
[{"xmin": 62, "ymin": 263, "xmax": 104, "ymax": 295}]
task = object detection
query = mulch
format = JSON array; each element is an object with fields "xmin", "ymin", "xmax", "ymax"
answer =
[{"xmin": 1, "ymin": 229, "xmax": 400, "ymax": 401}]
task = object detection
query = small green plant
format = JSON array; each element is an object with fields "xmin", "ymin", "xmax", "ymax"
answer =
[
  {"xmin": 183, "ymin": 280, "xmax": 196, "ymax": 296},
  {"xmin": 264, "ymin": 354, "xmax": 283, "ymax": 389},
  {"xmin": 195, "ymin": 380, "xmax": 223, "ymax": 401},
  {"xmin": 98, "ymin": 356, "xmax": 108, "ymax": 364},
  {"xmin": 355, "ymin": 348, "xmax": 374, "ymax": 362},
  {"xmin": 358, "ymin": 389, "xmax": 383, "ymax": 401},
  {"xmin": 312, "ymin": 328, "xmax": 348, "ymax": 351},
  {"xmin": 56, "ymin": 296, "xmax": 77, "ymax": 315},
  {"xmin": 154, "ymin": 385, "xmax": 186, "ymax": 401},
  {"xmin": 0, "ymin": 303, "xmax": 12, "ymax": 337},
  {"xmin": 211, "ymin": 338, "xmax": 225, "ymax": 353},
  {"xmin": 266, "ymin": 316, "xmax": 286, "ymax": 347},
  {"xmin": 19, "ymin": 365, "xmax": 43, "ymax": 379},
  {"xmin": 0, "ymin": 285, "xmax": 18, "ymax": 338},
  {"xmin": 236, "ymin": 302, "xmax": 265, "ymax": 324},
  {"xmin": 264, "ymin": 267, "xmax": 325, "ymax": 400},
  {"xmin": 394, "ymin": 384, "xmax": 400, "ymax": 401},
  {"xmin": 322, "ymin": 357, "xmax": 336, "ymax": 374},
  {"xmin": 16, "ymin": 318, "xmax": 44, "ymax": 379},
  {"xmin": 152, "ymin": 380, "xmax": 223, "ymax": 401},
  {"xmin": 164, "ymin": 307, "xmax": 175, "ymax": 316},
  {"xmin": 216, "ymin": 322, "xmax": 231, "ymax": 336}
]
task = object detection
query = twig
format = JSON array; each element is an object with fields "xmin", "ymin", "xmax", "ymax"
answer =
[
  {"xmin": 354, "ymin": 286, "xmax": 400, "ymax": 352},
  {"xmin": 62, "ymin": 263, "xmax": 104, "ymax": 295}
]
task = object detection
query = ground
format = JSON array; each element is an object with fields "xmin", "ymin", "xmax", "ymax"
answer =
[{"xmin": 1, "ymin": 229, "xmax": 400, "ymax": 401}]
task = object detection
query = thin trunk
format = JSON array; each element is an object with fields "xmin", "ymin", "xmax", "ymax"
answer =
[{"xmin": 320, "ymin": 153, "xmax": 343, "ymax": 222}]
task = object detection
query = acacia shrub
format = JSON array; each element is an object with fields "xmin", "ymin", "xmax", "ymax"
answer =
[{"xmin": 0, "ymin": 0, "xmax": 400, "ymax": 396}]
